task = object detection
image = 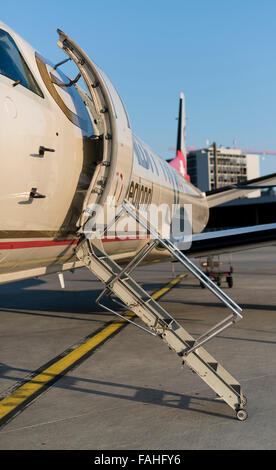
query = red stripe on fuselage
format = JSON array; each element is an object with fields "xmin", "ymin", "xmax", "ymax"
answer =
[
  {"xmin": 0, "ymin": 240, "xmax": 78, "ymax": 250},
  {"xmin": 0, "ymin": 236, "xmax": 149, "ymax": 250}
]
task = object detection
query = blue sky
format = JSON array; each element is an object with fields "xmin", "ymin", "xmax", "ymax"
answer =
[{"xmin": 2, "ymin": 0, "xmax": 276, "ymax": 174}]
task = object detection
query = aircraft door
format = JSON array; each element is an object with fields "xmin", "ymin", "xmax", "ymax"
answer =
[{"xmin": 56, "ymin": 30, "xmax": 134, "ymax": 232}]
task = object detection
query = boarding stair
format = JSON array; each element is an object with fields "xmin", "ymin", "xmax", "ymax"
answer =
[{"xmin": 75, "ymin": 200, "xmax": 248, "ymax": 420}]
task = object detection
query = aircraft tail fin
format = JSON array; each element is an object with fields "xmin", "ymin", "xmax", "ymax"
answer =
[{"xmin": 169, "ymin": 92, "xmax": 190, "ymax": 181}]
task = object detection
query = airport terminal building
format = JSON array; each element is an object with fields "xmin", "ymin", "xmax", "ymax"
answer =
[{"xmin": 187, "ymin": 146, "xmax": 260, "ymax": 196}]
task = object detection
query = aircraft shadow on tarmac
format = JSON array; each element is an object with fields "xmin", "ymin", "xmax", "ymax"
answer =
[
  {"xmin": 0, "ymin": 277, "xmax": 181, "ymax": 319},
  {"xmin": 0, "ymin": 277, "xmax": 125, "ymax": 320},
  {"xmin": 0, "ymin": 278, "xmax": 275, "ymax": 344},
  {"xmin": 167, "ymin": 298, "xmax": 276, "ymax": 312}
]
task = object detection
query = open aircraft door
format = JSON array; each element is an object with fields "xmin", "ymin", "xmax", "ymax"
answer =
[{"xmin": 56, "ymin": 30, "xmax": 134, "ymax": 233}]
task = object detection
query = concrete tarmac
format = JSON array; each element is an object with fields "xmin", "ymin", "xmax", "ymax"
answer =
[{"xmin": 0, "ymin": 246, "xmax": 275, "ymax": 450}]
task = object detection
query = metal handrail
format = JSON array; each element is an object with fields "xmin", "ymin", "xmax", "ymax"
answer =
[
  {"xmin": 122, "ymin": 199, "xmax": 243, "ymax": 354},
  {"xmin": 95, "ymin": 291, "xmax": 156, "ymax": 337}
]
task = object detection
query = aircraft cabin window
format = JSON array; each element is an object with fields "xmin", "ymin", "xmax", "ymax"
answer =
[{"xmin": 0, "ymin": 29, "xmax": 43, "ymax": 97}]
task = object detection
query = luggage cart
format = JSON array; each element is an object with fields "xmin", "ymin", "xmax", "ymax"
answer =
[{"xmin": 199, "ymin": 255, "xmax": 233, "ymax": 288}]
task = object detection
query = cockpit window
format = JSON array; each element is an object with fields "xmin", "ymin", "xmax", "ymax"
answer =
[{"xmin": 0, "ymin": 29, "xmax": 43, "ymax": 97}]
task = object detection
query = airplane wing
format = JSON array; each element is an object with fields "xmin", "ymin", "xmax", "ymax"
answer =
[
  {"xmin": 206, "ymin": 173, "xmax": 276, "ymax": 207},
  {"xmin": 185, "ymin": 222, "xmax": 276, "ymax": 257}
]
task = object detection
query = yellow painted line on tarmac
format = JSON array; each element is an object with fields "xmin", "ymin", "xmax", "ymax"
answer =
[
  {"xmin": 151, "ymin": 274, "xmax": 186, "ymax": 300},
  {"xmin": 0, "ymin": 273, "xmax": 186, "ymax": 426}
]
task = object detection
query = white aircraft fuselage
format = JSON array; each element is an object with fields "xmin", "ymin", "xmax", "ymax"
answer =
[{"xmin": 0, "ymin": 22, "xmax": 209, "ymax": 284}]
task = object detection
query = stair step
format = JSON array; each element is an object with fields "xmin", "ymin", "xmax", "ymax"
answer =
[
  {"xmin": 184, "ymin": 340, "xmax": 196, "ymax": 349},
  {"xmin": 230, "ymin": 384, "xmax": 241, "ymax": 395},
  {"xmin": 208, "ymin": 362, "xmax": 218, "ymax": 371}
]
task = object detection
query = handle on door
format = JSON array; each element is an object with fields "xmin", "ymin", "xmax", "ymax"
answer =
[
  {"xmin": 39, "ymin": 146, "xmax": 55, "ymax": 156},
  {"xmin": 29, "ymin": 188, "xmax": 46, "ymax": 199}
]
